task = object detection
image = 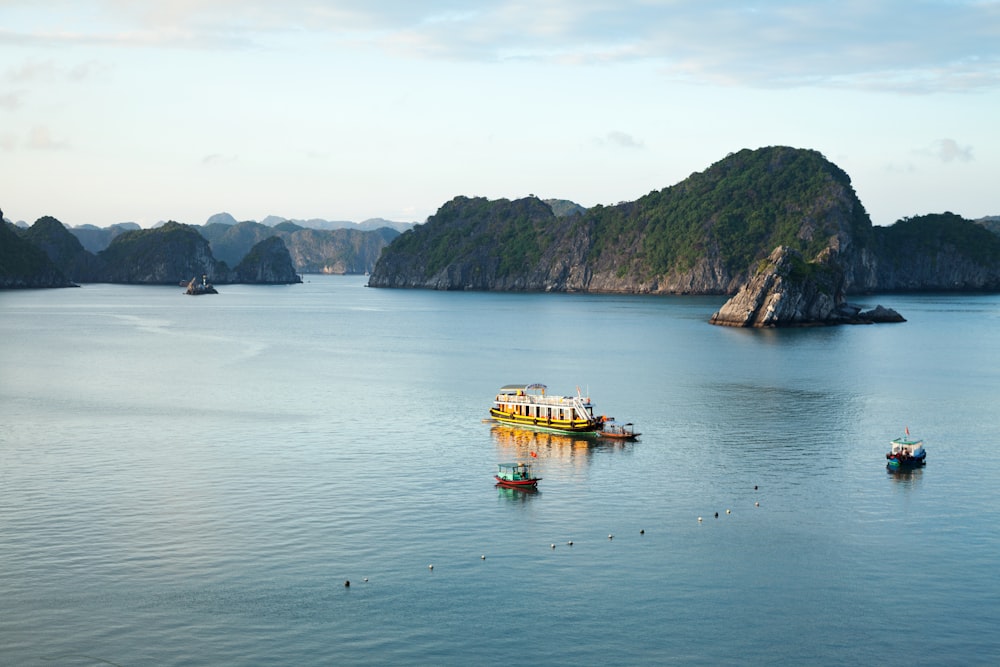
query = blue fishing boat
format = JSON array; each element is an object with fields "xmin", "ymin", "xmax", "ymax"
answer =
[{"xmin": 886, "ymin": 428, "xmax": 926, "ymax": 469}]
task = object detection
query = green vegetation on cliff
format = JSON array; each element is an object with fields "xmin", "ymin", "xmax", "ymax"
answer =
[
  {"xmin": 877, "ymin": 212, "xmax": 1000, "ymax": 267},
  {"xmin": 589, "ymin": 146, "xmax": 871, "ymax": 277},
  {"xmin": 371, "ymin": 146, "xmax": 878, "ymax": 292},
  {"xmin": 387, "ymin": 196, "xmax": 555, "ymax": 281},
  {"xmin": 98, "ymin": 221, "xmax": 222, "ymax": 283},
  {"xmin": 1, "ymin": 221, "xmax": 75, "ymax": 288}
]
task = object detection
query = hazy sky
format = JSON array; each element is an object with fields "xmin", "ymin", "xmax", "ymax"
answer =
[{"xmin": 2, "ymin": 1, "xmax": 998, "ymax": 227}]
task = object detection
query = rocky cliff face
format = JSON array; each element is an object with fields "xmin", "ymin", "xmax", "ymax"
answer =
[
  {"xmin": 710, "ymin": 246, "xmax": 904, "ymax": 327},
  {"xmin": 710, "ymin": 246, "xmax": 845, "ymax": 326}
]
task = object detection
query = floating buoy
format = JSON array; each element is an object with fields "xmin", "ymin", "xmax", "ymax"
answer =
[
  {"xmin": 428, "ymin": 564, "xmax": 434, "ymax": 570},
  {"xmin": 344, "ymin": 580, "xmax": 350, "ymax": 587},
  {"xmin": 726, "ymin": 509, "xmax": 731, "ymax": 514},
  {"xmin": 754, "ymin": 485, "xmax": 758, "ymax": 490},
  {"xmin": 714, "ymin": 512, "xmax": 719, "ymax": 518},
  {"xmin": 567, "ymin": 540, "xmax": 574, "ymax": 546},
  {"xmin": 698, "ymin": 516, "xmax": 703, "ymax": 522},
  {"xmin": 481, "ymin": 554, "xmax": 486, "ymax": 560},
  {"xmin": 551, "ymin": 544, "xmax": 556, "ymax": 549},
  {"xmin": 755, "ymin": 501, "xmax": 760, "ymax": 507},
  {"xmin": 363, "ymin": 577, "xmax": 368, "ymax": 582},
  {"xmin": 608, "ymin": 534, "xmax": 614, "ymax": 540},
  {"xmin": 640, "ymin": 529, "xmax": 644, "ymax": 535}
]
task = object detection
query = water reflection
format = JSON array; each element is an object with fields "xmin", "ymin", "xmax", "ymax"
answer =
[
  {"xmin": 887, "ymin": 467, "xmax": 924, "ymax": 486},
  {"xmin": 495, "ymin": 485, "xmax": 539, "ymax": 501},
  {"xmin": 490, "ymin": 425, "xmax": 631, "ymax": 463}
]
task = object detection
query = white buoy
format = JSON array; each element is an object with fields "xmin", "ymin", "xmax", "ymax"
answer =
[
  {"xmin": 428, "ymin": 564, "xmax": 434, "ymax": 570},
  {"xmin": 481, "ymin": 554, "xmax": 486, "ymax": 560},
  {"xmin": 755, "ymin": 501, "xmax": 760, "ymax": 507},
  {"xmin": 551, "ymin": 543, "xmax": 556, "ymax": 549},
  {"xmin": 698, "ymin": 516, "xmax": 703, "ymax": 522},
  {"xmin": 363, "ymin": 577, "xmax": 368, "ymax": 582},
  {"xmin": 726, "ymin": 509, "xmax": 731, "ymax": 514},
  {"xmin": 567, "ymin": 540, "xmax": 574, "ymax": 546},
  {"xmin": 608, "ymin": 534, "xmax": 614, "ymax": 540}
]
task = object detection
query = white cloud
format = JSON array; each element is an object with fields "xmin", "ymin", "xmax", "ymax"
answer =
[
  {"xmin": 2, "ymin": 1, "xmax": 997, "ymax": 92},
  {"xmin": 201, "ymin": 153, "xmax": 237, "ymax": 165},
  {"xmin": 603, "ymin": 131, "xmax": 644, "ymax": 149},
  {"xmin": 932, "ymin": 138, "xmax": 974, "ymax": 163}
]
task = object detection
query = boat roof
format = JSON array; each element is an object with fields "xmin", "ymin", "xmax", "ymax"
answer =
[
  {"xmin": 498, "ymin": 383, "xmax": 546, "ymax": 393},
  {"xmin": 498, "ymin": 461, "xmax": 532, "ymax": 468}
]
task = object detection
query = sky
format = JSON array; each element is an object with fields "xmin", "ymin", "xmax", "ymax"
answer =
[{"xmin": 2, "ymin": 1, "xmax": 998, "ymax": 228}]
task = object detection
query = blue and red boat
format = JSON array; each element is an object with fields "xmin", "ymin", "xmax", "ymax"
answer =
[
  {"xmin": 495, "ymin": 462, "xmax": 541, "ymax": 489},
  {"xmin": 886, "ymin": 428, "xmax": 927, "ymax": 469}
]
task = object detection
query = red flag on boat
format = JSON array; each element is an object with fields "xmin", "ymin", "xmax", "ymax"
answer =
[{"xmin": 530, "ymin": 451, "xmax": 537, "ymax": 458}]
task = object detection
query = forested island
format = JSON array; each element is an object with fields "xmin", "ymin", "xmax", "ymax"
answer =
[{"xmin": 367, "ymin": 147, "xmax": 1000, "ymax": 295}]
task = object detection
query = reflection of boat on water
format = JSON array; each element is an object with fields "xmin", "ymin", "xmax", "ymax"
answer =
[
  {"xmin": 490, "ymin": 383, "xmax": 605, "ymax": 434},
  {"xmin": 490, "ymin": 424, "xmax": 594, "ymax": 453},
  {"xmin": 496, "ymin": 484, "xmax": 538, "ymax": 499},
  {"xmin": 887, "ymin": 467, "xmax": 923, "ymax": 483},
  {"xmin": 598, "ymin": 421, "xmax": 640, "ymax": 440},
  {"xmin": 494, "ymin": 462, "xmax": 541, "ymax": 489},
  {"xmin": 886, "ymin": 428, "xmax": 926, "ymax": 469}
]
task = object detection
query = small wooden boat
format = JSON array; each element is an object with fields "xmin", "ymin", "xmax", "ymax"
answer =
[
  {"xmin": 598, "ymin": 421, "xmax": 640, "ymax": 440},
  {"xmin": 886, "ymin": 428, "xmax": 926, "ymax": 469},
  {"xmin": 495, "ymin": 462, "xmax": 541, "ymax": 489}
]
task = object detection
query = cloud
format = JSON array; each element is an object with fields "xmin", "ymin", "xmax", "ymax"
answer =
[
  {"xmin": 3, "ymin": 1, "xmax": 999, "ymax": 92},
  {"xmin": 601, "ymin": 131, "xmax": 644, "ymax": 149},
  {"xmin": 4, "ymin": 58, "xmax": 110, "ymax": 84},
  {"xmin": 201, "ymin": 153, "xmax": 237, "ymax": 165},
  {"xmin": 931, "ymin": 138, "xmax": 973, "ymax": 163}
]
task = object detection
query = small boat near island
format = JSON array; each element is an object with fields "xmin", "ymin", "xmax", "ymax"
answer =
[
  {"xmin": 598, "ymin": 421, "xmax": 640, "ymax": 440},
  {"xmin": 185, "ymin": 274, "xmax": 218, "ymax": 295},
  {"xmin": 886, "ymin": 428, "xmax": 927, "ymax": 469},
  {"xmin": 494, "ymin": 462, "xmax": 541, "ymax": 489},
  {"xmin": 490, "ymin": 383, "xmax": 606, "ymax": 435}
]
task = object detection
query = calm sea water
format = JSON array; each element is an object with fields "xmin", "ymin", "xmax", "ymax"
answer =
[{"xmin": 2, "ymin": 276, "xmax": 999, "ymax": 666}]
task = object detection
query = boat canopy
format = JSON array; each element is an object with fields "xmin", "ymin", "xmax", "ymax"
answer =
[
  {"xmin": 498, "ymin": 383, "xmax": 546, "ymax": 394},
  {"xmin": 498, "ymin": 462, "xmax": 533, "ymax": 471}
]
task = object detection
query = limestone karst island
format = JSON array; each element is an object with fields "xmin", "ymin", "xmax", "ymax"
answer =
[{"xmin": 5, "ymin": 146, "xmax": 1000, "ymax": 326}]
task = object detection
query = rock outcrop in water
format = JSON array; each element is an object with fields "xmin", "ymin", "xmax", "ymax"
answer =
[{"xmin": 709, "ymin": 246, "xmax": 905, "ymax": 327}]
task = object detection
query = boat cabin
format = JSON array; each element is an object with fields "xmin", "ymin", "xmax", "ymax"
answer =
[{"xmin": 496, "ymin": 462, "xmax": 535, "ymax": 481}]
